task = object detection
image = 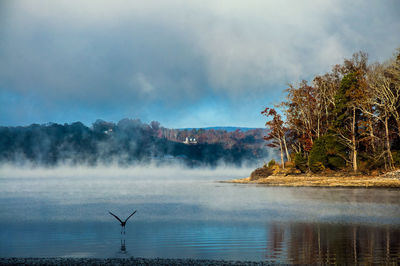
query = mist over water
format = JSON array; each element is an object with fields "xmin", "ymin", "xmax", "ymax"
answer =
[
  {"xmin": 0, "ymin": 120, "xmax": 271, "ymax": 169},
  {"xmin": 1, "ymin": 165, "xmax": 400, "ymax": 263}
]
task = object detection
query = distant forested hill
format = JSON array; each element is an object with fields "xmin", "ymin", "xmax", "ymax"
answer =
[
  {"xmin": 0, "ymin": 119, "xmax": 269, "ymax": 167},
  {"xmin": 179, "ymin": 127, "xmax": 258, "ymax": 132}
]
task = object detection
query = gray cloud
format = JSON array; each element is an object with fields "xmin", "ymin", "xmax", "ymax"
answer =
[{"xmin": 0, "ymin": 0, "xmax": 399, "ymax": 126}]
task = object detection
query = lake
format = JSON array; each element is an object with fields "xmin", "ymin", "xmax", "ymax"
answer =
[{"xmin": 0, "ymin": 165, "xmax": 399, "ymax": 264}]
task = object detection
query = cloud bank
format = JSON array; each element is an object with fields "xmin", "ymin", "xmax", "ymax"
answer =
[{"xmin": 0, "ymin": 0, "xmax": 399, "ymax": 127}]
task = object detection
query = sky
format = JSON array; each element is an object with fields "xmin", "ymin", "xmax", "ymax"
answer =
[{"xmin": 0, "ymin": 0, "xmax": 399, "ymax": 128}]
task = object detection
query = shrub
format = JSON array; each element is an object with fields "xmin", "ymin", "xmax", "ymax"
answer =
[
  {"xmin": 310, "ymin": 161, "xmax": 325, "ymax": 173},
  {"xmin": 267, "ymin": 159, "xmax": 276, "ymax": 168},
  {"xmin": 308, "ymin": 133, "xmax": 346, "ymax": 173},
  {"xmin": 308, "ymin": 138, "xmax": 328, "ymax": 173},
  {"xmin": 294, "ymin": 152, "xmax": 308, "ymax": 173},
  {"xmin": 324, "ymin": 134, "xmax": 346, "ymax": 169},
  {"xmin": 250, "ymin": 167, "xmax": 273, "ymax": 180},
  {"xmin": 327, "ymin": 156, "xmax": 346, "ymax": 169},
  {"xmin": 358, "ymin": 151, "xmax": 382, "ymax": 172},
  {"xmin": 392, "ymin": 151, "xmax": 400, "ymax": 167},
  {"xmin": 358, "ymin": 160, "xmax": 371, "ymax": 174},
  {"xmin": 284, "ymin": 161, "xmax": 294, "ymax": 168}
]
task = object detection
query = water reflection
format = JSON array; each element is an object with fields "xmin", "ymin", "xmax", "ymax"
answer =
[
  {"xmin": 115, "ymin": 236, "xmax": 131, "ymax": 257},
  {"xmin": 114, "ymin": 235, "xmax": 132, "ymax": 258},
  {"xmin": 265, "ymin": 223, "xmax": 400, "ymax": 264},
  {"xmin": 120, "ymin": 239, "xmax": 126, "ymax": 253},
  {"xmin": 1, "ymin": 220, "xmax": 400, "ymax": 263}
]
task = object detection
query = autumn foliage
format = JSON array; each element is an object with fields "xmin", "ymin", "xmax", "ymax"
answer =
[{"xmin": 262, "ymin": 48, "xmax": 400, "ymax": 173}]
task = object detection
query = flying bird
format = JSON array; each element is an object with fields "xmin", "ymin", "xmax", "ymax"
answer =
[{"xmin": 109, "ymin": 210, "xmax": 137, "ymax": 234}]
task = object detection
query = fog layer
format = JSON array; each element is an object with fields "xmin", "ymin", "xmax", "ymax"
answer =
[
  {"xmin": 1, "ymin": 165, "xmax": 399, "ymax": 225},
  {"xmin": 0, "ymin": 119, "xmax": 271, "ymax": 167}
]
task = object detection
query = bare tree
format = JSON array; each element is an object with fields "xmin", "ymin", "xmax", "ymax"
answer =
[
  {"xmin": 261, "ymin": 108, "xmax": 290, "ymax": 167},
  {"xmin": 362, "ymin": 61, "xmax": 400, "ymax": 169}
]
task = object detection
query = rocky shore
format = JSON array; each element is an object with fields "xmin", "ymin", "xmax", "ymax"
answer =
[{"xmin": 0, "ymin": 257, "xmax": 273, "ymax": 266}]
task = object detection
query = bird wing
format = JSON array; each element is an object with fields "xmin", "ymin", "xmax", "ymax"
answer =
[
  {"xmin": 109, "ymin": 211, "xmax": 123, "ymax": 224},
  {"xmin": 124, "ymin": 210, "xmax": 137, "ymax": 223}
]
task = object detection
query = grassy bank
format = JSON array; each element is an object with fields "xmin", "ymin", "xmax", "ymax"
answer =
[{"xmin": 224, "ymin": 175, "xmax": 400, "ymax": 188}]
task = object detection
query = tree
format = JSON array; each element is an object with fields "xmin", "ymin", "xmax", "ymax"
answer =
[
  {"xmin": 308, "ymin": 134, "xmax": 346, "ymax": 173},
  {"xmin": 313, "ymin": 71, "xmax": 341, "ymax": 128},
  {"xmin": 284, "ymin": 81, "xmax": 325, "ymax": 155},
  {"xmin": 261, "ymin": 107, "xmax": 289, "ymax": 168},
  {"xmin": 359, "ymin": 52, "xmax": 400, "ymax": 169},
  {"xmin": 332, "ymin": 52, "xmax": 369, "ymax": 172},
  {"xmin": 262, "ymin": 48, "xmax": 400, "ymax": 173},
  {"xmin": 333, "ymin": 72, "xmax": 363, "ymax": 172}
]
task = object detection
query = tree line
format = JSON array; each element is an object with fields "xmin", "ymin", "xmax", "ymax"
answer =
[
  {"xmin": 160, "ymin": 126, "xmax": 265, "ymax": 149},
  {"xmin": 263, "ymin": 48, "xmax": 400, "ymax": 173},
  {"xmin": 0, "ymin": 118, "xmax": 269, "ymax": 167}
]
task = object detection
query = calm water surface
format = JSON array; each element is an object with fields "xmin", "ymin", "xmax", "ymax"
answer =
[{"xmin": 0, "ymin": 166, "xmax": 399, "ymax": 264}]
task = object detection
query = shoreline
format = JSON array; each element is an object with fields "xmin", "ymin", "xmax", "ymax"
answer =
[
  {"xmin": 0, "ymin": 257, "xmax": 270, "ymax": 266},
  {"xmin": 221, "ymin": 174, "xmax": 400, "ymax": 188}
]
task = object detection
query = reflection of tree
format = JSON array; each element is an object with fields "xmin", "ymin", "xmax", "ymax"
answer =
[
  {"xmin": 265, "ymin": 222, "xmax": 400, "ymax": 264},
  {"xmin": 265, "ymin": 224, "xmax": 285, "ymax": 263}
]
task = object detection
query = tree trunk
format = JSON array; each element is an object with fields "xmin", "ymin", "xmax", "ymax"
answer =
[
  {"xmin": 325, "ymin": 106, "xmax": 329, "ymax": 128},
  {"xmin": 368, "ymin": 119, "xmax": 376, "ymax": 153},
  {"xmin": 352, "ymin": 147, "xmax": 357, "ymax": 172},
  {"xmin": 396, "ymin": 118, "xmax": 400, "ymax": 137},
  {"xmin": 279, "ymin": 138, "xmax": 285, "ymax": 169},
  {"xmin": 352, "ymin": 107, "xmax": 358, "ymax": 172},
  {"xmin": 384, "ymin": 155, "xmax": 388, "ymax": 171},
  {"xmin": 385, "ymin": 115, "xmax": 394, "ymax": 170},
  {"xmin": 282, "ymin": 135, "xmax": 291, "ymax": 162}
]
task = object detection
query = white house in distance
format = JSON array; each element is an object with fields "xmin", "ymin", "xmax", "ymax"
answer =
[
  {"xmin": 183, "ymin": 137, "xmax": 197, "ymax": 144},
  {"xmin": 104, "ymin": 128, "xmax": 113, "ymax": 134}
]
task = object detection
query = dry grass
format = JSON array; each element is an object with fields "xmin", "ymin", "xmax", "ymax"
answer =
[{"xmin": 224, "ymin": 175, "xmax": 400, "ymax": 188}]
